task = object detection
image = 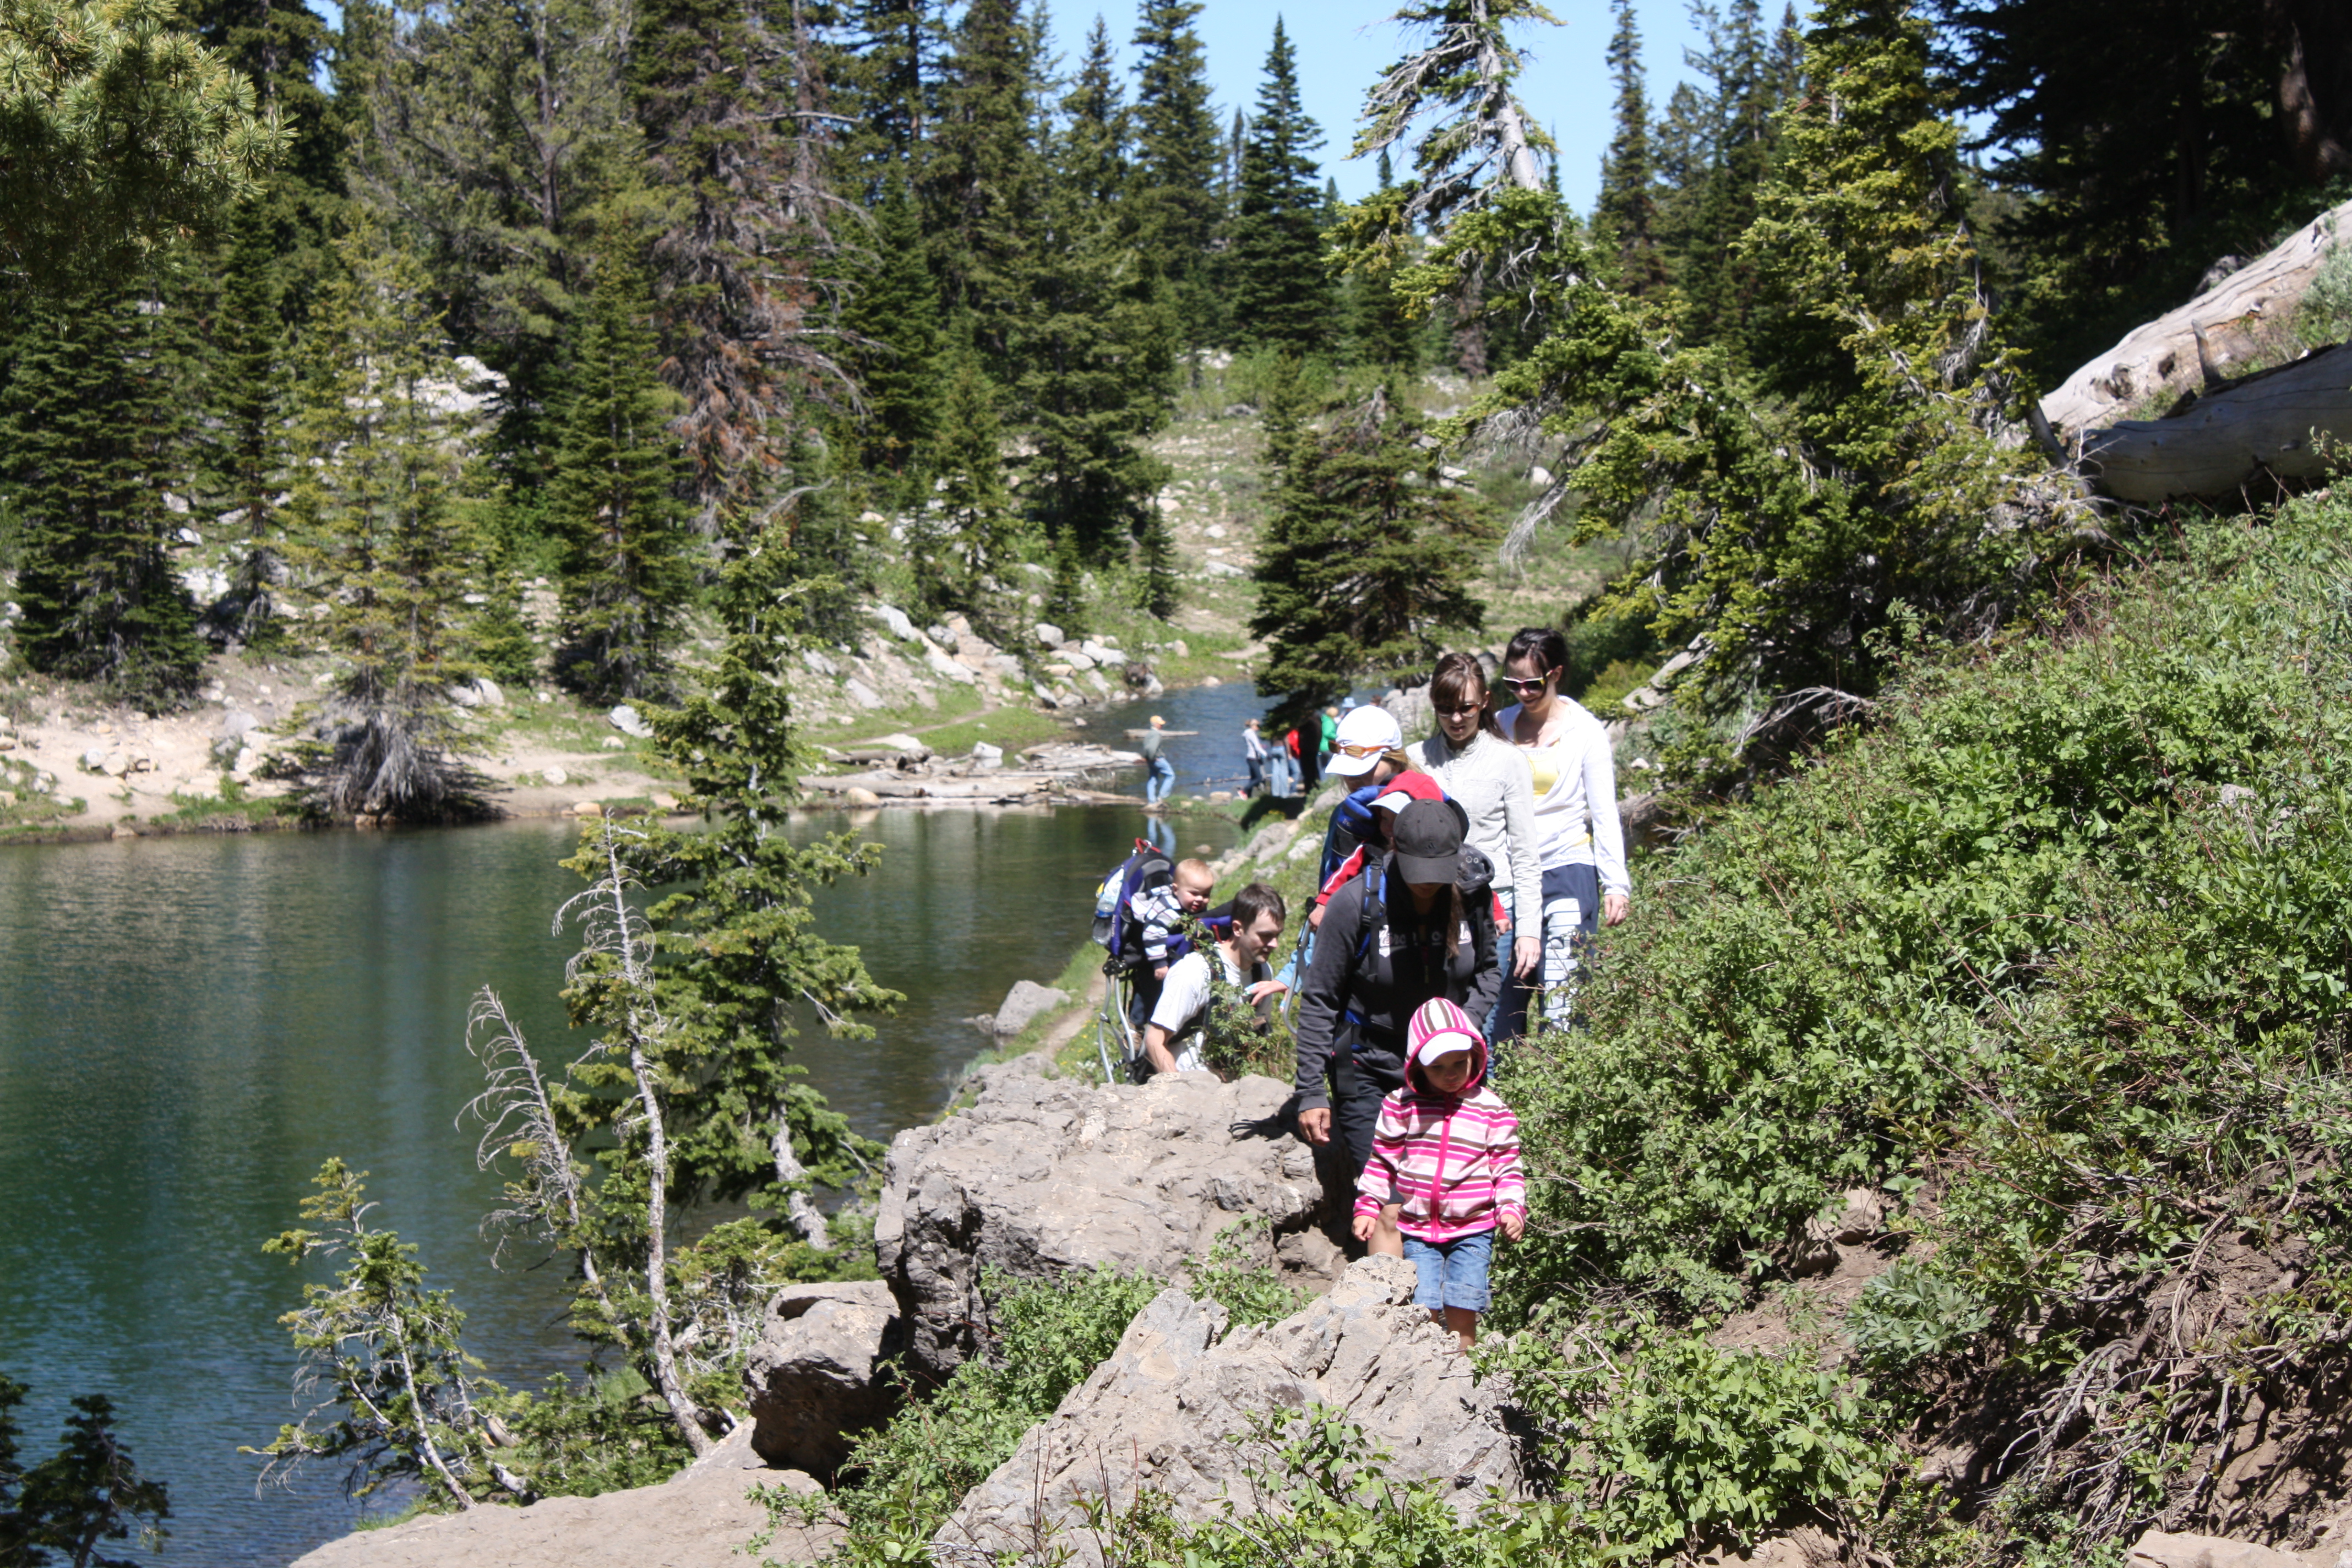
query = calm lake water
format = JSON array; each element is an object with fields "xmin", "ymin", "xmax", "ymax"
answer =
[{"xmin": 0, "ymin": 698, "xmax": 1257, "ymax": 1564}]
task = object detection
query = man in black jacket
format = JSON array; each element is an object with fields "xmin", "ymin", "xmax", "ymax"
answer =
[{"xmin": 1293, "ymin": 799, "xmax": 1502, "ymax": 1257}]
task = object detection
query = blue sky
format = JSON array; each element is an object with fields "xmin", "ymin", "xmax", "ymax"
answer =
[{"xmin": 1049, "ymin": 1, "xmax": 1710, "ymax": 213}]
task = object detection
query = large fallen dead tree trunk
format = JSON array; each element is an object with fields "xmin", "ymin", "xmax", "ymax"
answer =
[
  {"xmin": 2043, "ymin": 197, "xmax": 2352, "ymax": 435},
  {"xmin": 2078, "ymin": 342, "xmax": 2352, "ymax": 504}
]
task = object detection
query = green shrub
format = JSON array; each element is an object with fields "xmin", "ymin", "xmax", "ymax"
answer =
[
  {"xmin": 1493, "ymin": 1315, "xmax": 1891, "ymax": 1554},
  {"xmin": 1491, "ymin": 491, "xmax": 2352, "ymax": 1548}
]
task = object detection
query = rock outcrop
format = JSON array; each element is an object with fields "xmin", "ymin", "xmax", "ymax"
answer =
[
  {"xmin": 874, "ymin": 1068, "xmax": 1338, "ymax": 1384},
  {"xmin": 935, "ymin": 1255, "xmax": 1520, "ymax": 1564},
  {"xmin": 287, "ymin": 1423, "xmax": 838, "ymax": 1568},
  {"xmin": 743, "ymin": 1280, "xmax": 905, "ymax": 1475},
  {"xmin": 2127, "ymin": 1530, "xmax": 2350, "ymax": 1568}
]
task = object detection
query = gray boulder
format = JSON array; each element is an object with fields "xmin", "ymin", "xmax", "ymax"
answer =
[
  {"xmin": 869, "ymin": 603, "xmax": 918, "ymax": 641},
  {"xmin": 608, "ymin": 704, "xmax": 654, "ymax": 738},
  {"xmin": 935, "ymin": 1256, "xmax": 1520, "ymax": 1564},
  {"xmin": 743, "ymin": 1280, "xmax": 906, "ymax": 1476},
  {"xmin": 874, "ymin": 1071, "xmax": 1336, "ymax": 1384},
  {"xmin": 1034, "ymin": 621, "xmax": 1067, "ymax": 649},
  {"xmin": 1381, "ymin": 684, "xmax": 1433, "ymax": 743},
  {"xmin": 989, "ymin": 979, "xmax": 1068, "ymax": 1037}
]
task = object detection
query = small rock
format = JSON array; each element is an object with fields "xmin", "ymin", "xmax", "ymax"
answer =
[
  {"xmin": 572, "ymin": 800, "xmax": 603, "ymax": 816},
  {"xmin": 81, "ymin": 748, "xmax": 108, "ymax": 772},
  {"xmin": 1200, "ymin": 676, "xmax": 1220, "ymax": 688},
  {"xmin": 543, "ymin": 766, "xmax": 569, "ymax": 786},
  {"xmin": 448, "ymin": 680, "xmax": 482, "ymax": 709},
  {"xmin": 1033, "ymin": 622, "xmax": 1066, "ymax": 649},
  {"xmin": 744, "ymin": 1281, "xmax": 907, "ymax": 1475},
  {"xmin": 110, "ymin": 824, "xmax": 138, "ymax": 840},
  {"xmin": 1061, "ymin": 648, "xmax": 1097, "ymax": 672},
  {"xmin": 102, "ymin": 753, "xmax": 129, "ymax": 777},
  {"xmin": 651, "ymin": 792, "xmax": 679, "ymax": 810},
  {"xmin": 869, "ymin": 603, "xmax": 918, "ymax": 641},
  {"xmin": 535, "ymin": 690, "xmax": 552, "ymax": 704},
  {"xmin": 1166, "ymin": 639, "xmax": 1188, "ymax": 658},
  {"xmin": 843, "ymin": 786, "xmax": 884, "ymax": 807},
  {"xmin": 990, "ymin": 979, "xmax": 1069, "ymax": 1038},
  {"xmin": 472, "ymin": 676, "xmax": 504, "ymax": 707},
  {"xmin": 608, "ymin": 704, "xmax": 654, "ymax": 738},
  {"xmin": 970, "ymin": 742, "xmax": 1003, "ymax": 767},
  {"xmin": 1208, "ymin": 790, "xmax": 1232, "ymax": 802},
  {"xmin": 1529, "ymin": 463, "xmax": 1554, "ymax": 487},
  {"xmin": 601, "ymin": 737, "xmax": 625, "ymax": 750},
  {"xmin": 846, "ymin": 678, "xmax": 884, "ymax": 710}
]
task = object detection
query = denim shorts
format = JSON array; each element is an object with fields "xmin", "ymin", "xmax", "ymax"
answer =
[{"xmin": 1401, "ymin": 1229, "xmax": 1494, "ymax": 1312}]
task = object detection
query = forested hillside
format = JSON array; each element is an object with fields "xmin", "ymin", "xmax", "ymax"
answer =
[{"xmin": 5, "ymin": 0, "xmax": 2352, "ymax": 1555}]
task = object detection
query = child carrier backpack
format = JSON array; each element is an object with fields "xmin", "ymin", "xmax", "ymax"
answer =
[{"xmin": 1090, "ymin": 839, "xmax": 1174, "ymax": 971}]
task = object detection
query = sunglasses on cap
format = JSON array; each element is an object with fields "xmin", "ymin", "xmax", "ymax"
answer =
[
  {"xmin": 1333, "ymin": 740, "xmax": 1390, "ymax": 759},
  {"xmin": 1499, "ymin": 671, "xmax": 1556, "ymax": 698}
]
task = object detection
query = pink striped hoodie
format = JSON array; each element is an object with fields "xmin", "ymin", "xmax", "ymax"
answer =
[{"xmin": 1353, "ymin": 997, "xmax": 1526, "ymax": 1242}]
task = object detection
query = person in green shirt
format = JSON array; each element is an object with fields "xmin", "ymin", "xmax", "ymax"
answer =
[{"xmin": 1316, "ymin": 705, "xmax": 1342, "ymax": 781}]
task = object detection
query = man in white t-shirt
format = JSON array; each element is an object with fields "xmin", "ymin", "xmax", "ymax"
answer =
[{"xmin": 1142, "ymin": 883, "xmax": 1287, "ymax": 1075}]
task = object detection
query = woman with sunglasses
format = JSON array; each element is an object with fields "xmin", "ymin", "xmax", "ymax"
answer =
[
  {"xmin": 1406, "ymin": 650, "xmax": 1542, "ymax": 1039},
  {"xmin": 1494, "ymin": 626, "xmax": 1630, "ymax": 1037}
]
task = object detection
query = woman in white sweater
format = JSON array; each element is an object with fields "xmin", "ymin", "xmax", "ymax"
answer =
[
  {"xmin": 1495, "ymin": 625, "xmax": 1630, "ymax": 1034},
  {"xmin": 1406, "ymin": 651, "xmax": 1540, "ymax": 1035}
]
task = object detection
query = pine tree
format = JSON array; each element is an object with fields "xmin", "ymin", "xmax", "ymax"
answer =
[
  {"xmin": 1130, "ymin": 0, "xmax": 1223, "ymax": 348},
  {"xmin": 1593, "ymin": 0, "xmax": 1664, "ymax": 295},
  {"xmin": 923, "ymin": 0, "xmax": 1045, "ymax": 373},
  {"xmin": 837, "ymin": 0, "xmax": 945, "ymax": 184},
  {"xmin": 285, "ymin": 215, "xmax": 492, "ymax": 821},
  {"xmin": 1249, "ymin": 389, "xmax": 1489, "ymax": 716},
  {"xmin": 1349, "ymin": 152, "xmax": 1422, "ymax": 371},
  {"xmin": 184, "ymin": 0, "xmax": 342, "ymax": 315},
  {"xmin": 917, "ymin": 346, "xmax": 1014, "ymax": 617},
  {"xmin": 198, "ymin": 206, "xmax": 292, "ymax": 647},
  {"xmin": 845, "ymin": 169, "xmax": 945, "ymax": 480},
  {"xmin": 550, "ymin": 212, "xmax": 693, "ymax": 703},
  {"xmin": 354, "ymin": 0, "xmax": 636, "ymax": 442},
  {"xmin": 1665, "ymin": 0, "xmax": 1792, "ymax": 358},
  {"xmin": 1046, "ymin": 529, "xmax": 1086, "ymax": 636},
  {"xmin": 1135, "ymin": 505, "xmax": 1180, "ymax": 620},
  {"xmin": 1228, "ymin": 19, "xmax": 1333, "ymax": 357},
  {"xmin": 0, "ymin": 271, "xmax": 206, "ymax": 704},
  {"xmin": 635, "ymin": 0, "xmax": 847, "ymax": 523},
  {"xmin": 1012, "ymin": 21, "xmax": 1175, "ymax": 557}
]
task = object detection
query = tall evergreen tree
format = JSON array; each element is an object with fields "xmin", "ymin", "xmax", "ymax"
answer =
[
  {"xmin": 0, "ymin": 273, "xmax": 206, "ymax": 703},
  {"xmin": 198, "ymin": 209, "xmax": 292, "ymax": 646},
  {"xmin": 923, "ymin": 0, "xmax": 1046, "ymax": 373},
  {"xmin": 285, "ymin": 215, "xmax": 491, "ymax": 820},
  {"xmin": 1228, "ymin": 19, "xmax": 1332, "ymax": 356},
  {"xmin": 356, "ymin": 0, "xmax": 636, "ymax": 443},
  {"xmin": 186, "ymin": 0, "xmax": 342, "ymax": 312},
  {"xmin": 918, "ymin": 345, "xmax": 1015, "ymax": 617},
  {"xmin": 1658, "ymin": 0, "xmax": 1793, "ymax": 357},
  {"xmin": 837, "ymin": 0, "xmax": 946, "ymax": 186},
  {"xmin": 1349, "ymin": 152, "xmax": 1422, "ymax": 370},
  {"xmin": 635, "ymin": 0, "xmax": 848, "ymax": 523},
  {"xmin": 1012, "ymin": 20, "xmax": 1175, "ymax": 556},
  {"xmin": 1249, "ymin": 389, "xmax": 1488, "ymax": 718},
  {"xmin": 1593, "ymin": 0, "xmax": 1664, "ymax": 295},
  {"xmin": 550, "ymin": 212, "xmax": 692, "ymax": 703},
  {"xmin": 845, "ymin": 169, "xmax": 946, "ymax": 480},
  {"xmin": 1130, "ymin": 0, "xmax": 1224, "ymax": 347}
]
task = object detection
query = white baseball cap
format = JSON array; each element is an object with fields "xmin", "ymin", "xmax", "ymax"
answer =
[{"xmin": 1325, "ymin": 704, "xmax": 1403, "ymax": 777}]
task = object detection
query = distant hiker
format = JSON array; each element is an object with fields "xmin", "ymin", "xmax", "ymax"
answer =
[
  {"xmin": 1287, "ymin": 722, "xmax": 1315, "ymax": 791},
  {"xmin": 1497, "ymin": 625, "xmax": 1631, "ymax": 1035},
  {"xmin": 1407, "ymin": 651, "xmax": 1539, "ymax": 1042},
  {"xmin": 1316, "ymin": 704, "xmax": 1341, "ymax": 780},
  {"xmin": 1242, "ymin": 717, "xmax": 1270, "ymax": 795},
  {"xmin": 1128, "ymin": 856, "xmax": 1215, "ymax": 1030},
  {"xmin": 1294, "ymin": 798, "xmax": 1501, "ymax": 1257},
  {"xmin": 1142, "ymin": 883, "xmax": 1288, "ymax": 1075},
  {"xmin": 1139, "ymin": 714, "xmax": 1175, "ymax": 807},
  {"xmin": 1354, "ymin": 997, "xmax": 1525, "ymax": 1352}
]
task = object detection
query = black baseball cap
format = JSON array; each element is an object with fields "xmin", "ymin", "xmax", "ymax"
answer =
[{"xmin": 1390, "ymin": 799, "xmax": 1463, "ymax": 885}]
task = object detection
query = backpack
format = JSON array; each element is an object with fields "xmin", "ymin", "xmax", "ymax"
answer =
[{"xmin": 1090, "ymin": 839, "xmax": 1174, "ymax": 971}]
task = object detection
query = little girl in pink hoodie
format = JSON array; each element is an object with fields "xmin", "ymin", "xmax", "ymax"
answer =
[{"xmin": 1352, "ymin": 996, "xmax": 1527, "ymax": 1350}]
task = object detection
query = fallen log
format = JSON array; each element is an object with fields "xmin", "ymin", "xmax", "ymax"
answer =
[
  {"xmin": 2078, "ymin": 342, "xmax": 2352, "ymax": 504},
  {"xmin": 2043, "ymin": 197, "xmax": 2352, "ymax": 435}
]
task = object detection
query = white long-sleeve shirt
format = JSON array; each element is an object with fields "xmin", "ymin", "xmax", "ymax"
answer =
[
  {"xmin": 1499, "ymin": 699, "xmax": 1630, "ymax": 895},
  {"xmin": 1406, "ymin": 728, "xmax": 1542, "ymax": 925}
]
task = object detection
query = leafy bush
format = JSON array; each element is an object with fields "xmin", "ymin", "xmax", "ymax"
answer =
[
  {"xmin": 1493, "ymin": 1315, "xmax": 1890, "ymax": 1554},
  {"xmin": 1493, "ymin": 492, "xmax": 2352, "ymax": 1547},
  {"xmin": 811, "ymin": 1266, "xmax": 1164, "ymax": 1565}
]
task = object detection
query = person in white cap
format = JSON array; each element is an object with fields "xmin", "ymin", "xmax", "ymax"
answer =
[{"xmin": 1316, "ymin": 702, "xmax": 1408, "ymax": 884}]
